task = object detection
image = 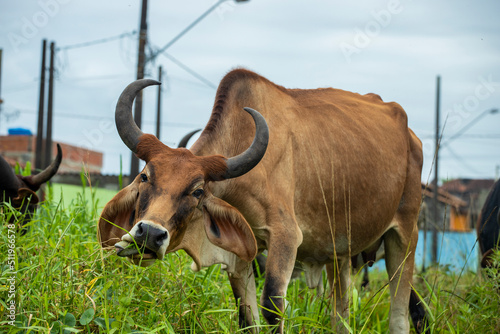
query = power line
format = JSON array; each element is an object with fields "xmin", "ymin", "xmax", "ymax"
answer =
[
  {"xmin": 12, "ymin": 107, "xmax": 202, "ymax": 128},
  {"xmin": 444, "ymin": 146, "xmax": 485, "ymax": 175},
  {"xmin": 59, "ymin": 73, "xmax": 132, "ymax": 82},
  {"xmin": 421, "ymin": 134, "xmax": 500, "ymax": 140},
  {"xmin": 56, "ymin": 31, "xmax": 138, "ymax": 51},
  {"xmin": 148, "ymin": 0, "xmax": 229, "ymax": 63},
  {"xmin": 160, "ymin": 51, "xmax": 217, "ymax": 89}
]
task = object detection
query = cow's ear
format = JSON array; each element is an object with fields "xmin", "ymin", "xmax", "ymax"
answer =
[
  {"xmin": 201, "ymin": 195, "xmax": 257, "ymax": 262},
  {"xmin": 98, "ymin": 181, "xmax": 139, "ymax": 248},
  {"xmin": 13, "ymin": 188, "xmax": 39, "ymax": 206}
]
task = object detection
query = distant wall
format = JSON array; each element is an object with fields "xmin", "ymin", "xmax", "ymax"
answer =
[
  {"xmin": 372, "ymin": 230, "xmax": 479, "ymax": 273},
  {"xmin": 0, "ymin": 135, "xmax": 103, "ymax": 173}
]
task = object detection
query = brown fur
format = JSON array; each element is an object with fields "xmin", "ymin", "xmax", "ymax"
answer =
[
  {"xmin": 198, "ymin": 69, "xmax": 286, "ymax": 146},
  {"xmin": 202, "ymin": 194, "xmax": 257, "ymax": 262},
  {"xmin": 99, "ymin": 179, "xmax": 139, "ymax": 247},
  {"xmin": 135, "ymin": 134, "xmax": 170, "ymax": 162}
]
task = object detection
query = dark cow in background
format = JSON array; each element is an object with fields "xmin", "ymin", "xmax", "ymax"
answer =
[
  {"xmin": 477, "ymin": 179, "xmax": 500, "ymax": 268},
  {"xmin": 1, "ymin": 144, "xmax": 62, "ymax": 232},
  {"xmin": 99, "ymin": 69, "xmax": 426, "ymax": 333}
]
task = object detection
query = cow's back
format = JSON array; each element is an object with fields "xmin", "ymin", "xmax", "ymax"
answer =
[{"xmin": 194, "ymin": 69, "xmax": 419, "ymax": 261}]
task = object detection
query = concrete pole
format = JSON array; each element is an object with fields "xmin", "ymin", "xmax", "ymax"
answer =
[
  {"xmin": 432, "ymin": 75, "xmax": 441, "ymax": 264},
  {"xmin": 130, "ymin": 0, "xmax": 148, "ymax": 179},
  {"xmin": 35, "ymin": 40, "xmax": 47, "ymax": 170},
  {"xmin": 156, "ymin": 66, "xmax": 162, "ymax": 139},
  {"xmin": 44, "ymin": 41, "xmax": 55, "ymax": 168}
]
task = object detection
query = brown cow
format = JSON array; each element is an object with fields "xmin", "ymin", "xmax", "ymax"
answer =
[{"xmin": 99, "ymin": 69, "xmax": 425, "ymax": 333}]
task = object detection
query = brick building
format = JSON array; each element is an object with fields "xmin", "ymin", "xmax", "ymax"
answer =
[{"xmin": 0, "ymin": 135, "xmax": 103, "ymax": 173}]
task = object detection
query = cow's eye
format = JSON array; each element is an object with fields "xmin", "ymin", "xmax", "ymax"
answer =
[
  {"xmin": 193, "ymin": 189, "xmax": 204, "ymax": 199},
  {"xmin": 140, "ymin": 173, "xmax": 148, "ymax": 182}
]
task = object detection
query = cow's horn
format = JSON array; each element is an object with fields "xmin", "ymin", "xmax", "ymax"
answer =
[
  {"xmin": 223, "ymin": 107, "xmax": 269, "ymax": 179},
  {"xmin": 177, "ymin": 129, "xmax": 201, "ymax": 148},
  {"xmin": 115, "ymin": 79, "xmax": 161, "ymax": 152},
  {"xmin": 30, "ymin": 143, "xmax": 62, "ymax": 187}
]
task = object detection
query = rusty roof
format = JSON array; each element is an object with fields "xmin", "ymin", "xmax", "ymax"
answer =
[
  {"xmin": 440, "ymin": 178, "xmax": 495, "ymax": 194},
  {"xmin": 421, "ymin": 183, "xmax": 468, "ymax": 208}
]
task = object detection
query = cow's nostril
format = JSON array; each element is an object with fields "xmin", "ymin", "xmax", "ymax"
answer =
[
  {"xmin": 159, "ymin": 231, "xmax": 168, "ymax": 241},
  {"xmin": 136, "ymin": 222, "xmax": 144, "ymax": 236},
  {"xmin": 130, "ymin": 222, "xmax": 169, "ymax": 253},
  {"xmin": 155, "ymin": 231, "xmax": 169, "ymax": 247}
]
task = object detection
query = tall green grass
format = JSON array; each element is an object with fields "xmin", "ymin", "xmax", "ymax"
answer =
[{"xmin": 1, "ymin": 180, "xmax": 499, "ymax": 333}]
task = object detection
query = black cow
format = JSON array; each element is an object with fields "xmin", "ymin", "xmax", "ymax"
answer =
[
  {"xmin": 1, "ymin": 144, "xmax": 62, "ymax": 232},
  {"xmin": 477, "ymin": 179, "xmax": 500, "ymax": 268}
]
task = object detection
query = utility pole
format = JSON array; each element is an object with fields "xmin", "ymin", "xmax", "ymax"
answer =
[
  {"xmin": 35, "ymin": 40, "xmax": 47, "ymax": 170},
  {"xmin": 156, "ymin": 66, "xmax": 162, "ymax": 139},
  {"xmin": 130, "ymin": 0, "xmax": 148, "ymax": 179},
  {"xmin": 432, "ymin": 75, "xmax": 441, "ymax": 264},
  {"xmin": 44, "ymin": 41, "xmax": 55, "ymax": 168}
]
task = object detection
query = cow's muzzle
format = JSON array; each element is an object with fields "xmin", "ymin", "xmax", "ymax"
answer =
[{"xmin": 115, "ymin": 221, "xmax": 170, "ymax": 267}]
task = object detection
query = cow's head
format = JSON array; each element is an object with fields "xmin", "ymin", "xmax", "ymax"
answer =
[
  {"xmin": 98, "ymin": 80, "xmax": 268, "ymax": 267},
  {"xmin": 1, "ymin": 144, "xmax": 62, "ymax": 232}
]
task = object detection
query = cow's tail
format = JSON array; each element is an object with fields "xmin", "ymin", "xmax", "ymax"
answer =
[{"xmin": 409, "ymin": 288, "xmax": 430, "ymax": 334}]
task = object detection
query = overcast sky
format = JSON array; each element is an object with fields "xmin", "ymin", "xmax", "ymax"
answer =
[{"xmin": 1, "ymin": 0, "xmax": 499, "ymax": 183}]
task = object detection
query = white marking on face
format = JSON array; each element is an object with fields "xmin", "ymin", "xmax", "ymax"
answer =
[{"xmin": 121, "ymin": 220, "xmax": 170, "ymax": 260}]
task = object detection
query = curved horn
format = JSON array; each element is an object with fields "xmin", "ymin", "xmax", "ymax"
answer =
[
  {"xmin": 115, "ymin": 79, "xmax": 161, "ymax": 152},
  {"xmin": 222, "ymin": 107, "xmax": 269, "ymax": 179},
  {"xmin": 30, "ymin": 143, "xmax": 62, "ymax": 188},
  {"xmin": 177, "ymin": 129, "xmax": 201, "ymax": 148}
]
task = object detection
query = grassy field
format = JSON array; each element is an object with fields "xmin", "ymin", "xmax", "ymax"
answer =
[
  {"xmin": 1, "ymin": 182, "xmax": 499, "ymax": 333},
  {"xmin": 49, "ymin": 183, "xmax": 118, "ymax": 212}
]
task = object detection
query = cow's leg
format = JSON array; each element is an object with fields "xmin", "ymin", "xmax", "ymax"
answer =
[
  {"xmin": 228, "ymin": 259, "xmax": 259, "ymax": 333},
  {"xmin": 326, "ymin": 259, "xmax": 350, "ymax": 334},
  {"xmin": 260, "ymin": 235, "xmax": 300, "ymax": 333},
  {"xmin": 384, "ymin": 226, "xmax": 418, "ymax": 333},
  {"xmin": 361, "ymin": 265, "xmax": 370, "ymax": 289}
]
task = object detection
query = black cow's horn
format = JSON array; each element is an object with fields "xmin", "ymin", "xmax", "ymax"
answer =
[
  {"xmin": 115, "ymin": 79, "xmax": 161, "ymax": 152},
  {"xmin": 223, "ymin": 107, "xmax": 269, "ymax": 179},
  {"xmin": 30, "ymin": 143, "xmax": 62, "ymax": 188},
  {"xmin": 177, "ymin": 129, "xmax": 201, "ymax": 148}
]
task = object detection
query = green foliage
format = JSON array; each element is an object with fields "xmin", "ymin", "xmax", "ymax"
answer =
[
  {"xmin": 79, "ymin": 308, "xmax": 94, "ymax": 326},
  {"xmin": 14, "ymin": 161, "xmax": 31, "ymax": 176},
  {"xmin": 1, "ymin": 183, "xmax": 499, "ymax": 333}
]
